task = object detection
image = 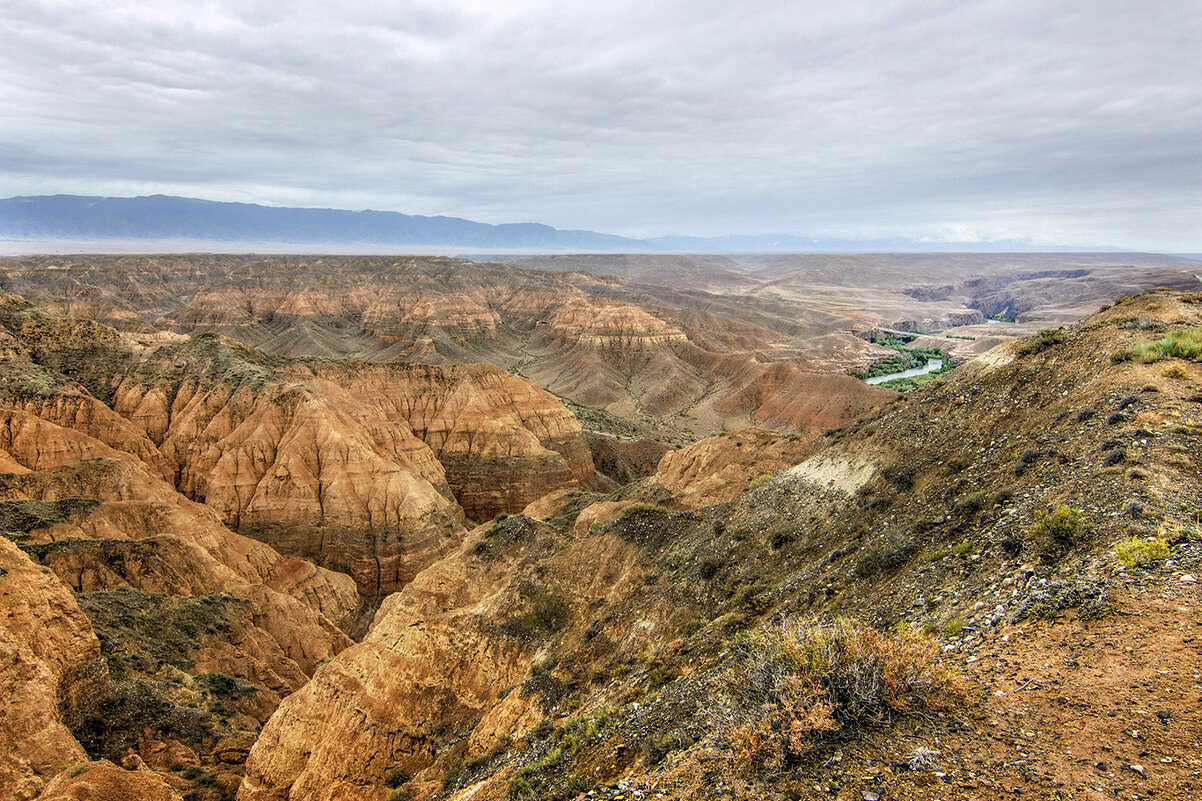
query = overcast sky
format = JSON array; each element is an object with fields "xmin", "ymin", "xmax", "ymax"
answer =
[{"xmin": 2, "ymin": 0, "xmax": 1200, "ymax": 250}]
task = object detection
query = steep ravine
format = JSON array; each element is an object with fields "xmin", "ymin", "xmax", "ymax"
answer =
[{"xmin": 0, "ymin": 295, "xmax": 604, "ymax": 800}]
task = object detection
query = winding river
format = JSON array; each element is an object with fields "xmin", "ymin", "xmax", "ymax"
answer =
[{"xmin": 864, "ymin": 358, "xmax": 944, "ymax": 385}]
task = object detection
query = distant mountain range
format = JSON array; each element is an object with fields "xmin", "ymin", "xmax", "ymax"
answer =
[
  {"xmin": 0, "ymin": 194, "xmax": 1167, "ymax": 254},
  {"xmin": 0, "ymin": 194, "xmax": 641, "ymax": 251}
]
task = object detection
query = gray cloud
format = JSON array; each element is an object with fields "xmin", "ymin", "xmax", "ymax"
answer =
[{"xmin": 2, "ymin": 0, "xmax": 1200, "ymax": 250}]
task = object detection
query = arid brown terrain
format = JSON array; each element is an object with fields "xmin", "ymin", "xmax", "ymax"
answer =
[
  {"xmin": 2, "ymin": 253, "xmax": 1195, "ymax": 444},
  {"xmin": 0, "ymin": 253, "xmax": 1199, "ymax": 801}
]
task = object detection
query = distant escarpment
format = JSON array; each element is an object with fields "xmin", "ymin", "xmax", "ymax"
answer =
[{"xmin": 0, "ymin": 254, "xmax": 907, "ymax": 443}]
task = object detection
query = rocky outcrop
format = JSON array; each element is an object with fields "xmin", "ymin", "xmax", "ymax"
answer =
[
  {"xmin": 0, "ymin": 393, "xmax": 171, "ymax": 478},
  {"xmin": 240, "ymin": 521, "xmax": 652, "ymax": 801},
  {"xmin": 652, "ymin": 428, "xmax": 820, "ymax": 508},
  {"xmin": 0, "ymin": 295, "xmax": 598, "ymax": 595},
  {"xmin": 0, "ymin": 538, "xmax": 98, "ymax": 801},
  {"xmin": 4, "ymin": 457, "xmax": 356, "ymax": 666},
  {"xmin": 35, "ymin": 760, "xmax": 183, "ymax": 801},
  {"xmin": 711, "ymin": 363, "xmax": 895, "ymax": 433},
  {"xmin": 302, "ymin": 362, "xmax": 594, "ymax": 521},
  {"xmin": 105, "ymin": 339, "xmax": 594, "ymax": 590},
  {"xmin": 113, "ymin": 371, "xmax": 464, "ymax": 595}
]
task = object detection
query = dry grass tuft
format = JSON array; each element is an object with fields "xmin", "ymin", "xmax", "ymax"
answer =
[{"xmin": 728, "ymin": 618, "xmax": 967, "ymax": 770}]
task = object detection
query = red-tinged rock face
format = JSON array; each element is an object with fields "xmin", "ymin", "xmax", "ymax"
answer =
[
  {"xmin": 105, "ymin": 354, "xmax": 595, "ymax": 592},
  {"xmin": 0, "ymin": 296, "xmax": 597, "ymax": 596},
  {"xmin": 0, "ymin": 538, "xmax": 97, "ymax": 801},
  {"xmin": 302, "ymin": 362, "xmax": 595, "ymax": 520}
]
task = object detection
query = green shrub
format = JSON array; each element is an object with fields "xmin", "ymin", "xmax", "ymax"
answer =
[
  {"xmin": 1029, "ymin": 505, "xmax": 1085, "ymax": 560},
  {"xmin": 503, "ymin": 592, "xmax": 572, "ymax": 641},
  {"xmin": 0, "ymin": 498, "xmax": 99, "ymax": 534},
  {"xmin": 747, "ymin": 473, "xmax": 773, "ymax": 491},
  {"xmin": 943, "ymin": 456, "xmax": 969, "ymax": 474},
  {"xmin": 1016, "ymin": 578, "xmax": 1112, "ymax": 622},
  {"xmin": 384, "ymin": 768, "xmax": 410, "ymax": 789},
  {"xmin": 954, "ymin": 491, "xmax": 988, "ymax": 517},
  {"xmin": 1115, "ymin": 327, "xmax": 1202, "ymax": 364},
  {"xmin": 508, "ymin": 710, "xmax": 615, "ymax": 799},
  {"xmin": 530, "ymin": 593, "xmax": 570, "ymax": 631},
  {"xmin": 1114, "ymin": 536, "xmax": 1170, "ymax": 569}
]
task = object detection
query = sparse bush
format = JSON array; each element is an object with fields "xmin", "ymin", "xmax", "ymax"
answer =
[
  {"xmin": 502, "ymin": 592, "xmax": 572, "ymax": 641},
  {"xmin": 698, "ymin": 554, "xmax": 724, "ymax": 578},
  {"xmin": 728, "ymin": 619, "xmax": 967, "ymax": 770},
  {"xmin": 642, "ymin": 732, "xmax": 686, "ymax": 766},
  {"xmin": 1114, "ymin": 536, "xmax": 1170, "ymax": 569},
  {"xmin": 1016, "ymin": 578, "xmax": 1111, "ymax": 622},
  {"xmin": 0, "ymin": 497, "xmax": 100, "ymax": 535},
  {"xmin": 943, "ymin": 456, "xmax": 968, "ymax": 474},
  {"xmin": 1014, "ymin": 328, "xmax": 1066, "ymax": 356},
  {"xmin": 882, "ymin": 465, "xmax": 915, "ymax": 491},
  {"xmin": 908, "ymin": 746, "xmax": 942, "ymax": 770},
  {"xmin": 747, "ymin": 473, "xmax": 773, "ymax": 491},
  {"xmin": 508, "ymin": 709, "xmax": 615, "ymax": 800},
  {"xmin": 618, "ymin": 502, "xmax": 671, "ymax": 520},
  {"xmin": 1076, "ymin": 408, "xmax": 1095, "ymax": 422},
  {"xmin": 384, "ymin": 768, "xmax": 410, "ymax": 789},
  {"xmin": 854, "ymin": 532, "xmax": 917, "ymax": 577},
  {"xmin": 530, "ymin": 593, "xmax": 571, "ymax": 632},
  {"xmin": 1162, "ymin": 363, "xmax": 1188, "ymax": 379},
  {"xmin": 1103, "ymin": 448, "xmax": 1126, "ymax": 467},
  {"xmin": 1029, "ymin": 504, "xmax": 1085, "ymax": 561},
  {"xmin": 482, "ymin": 514, "xmax": 534, "ymax": 548},
  {"xmin": 384, "ymin": 764, "xmax": 413, "ymax": 788},
  {"xmin": 954, "ymin": 491, "xmax": 988, "ymax": 517}
]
